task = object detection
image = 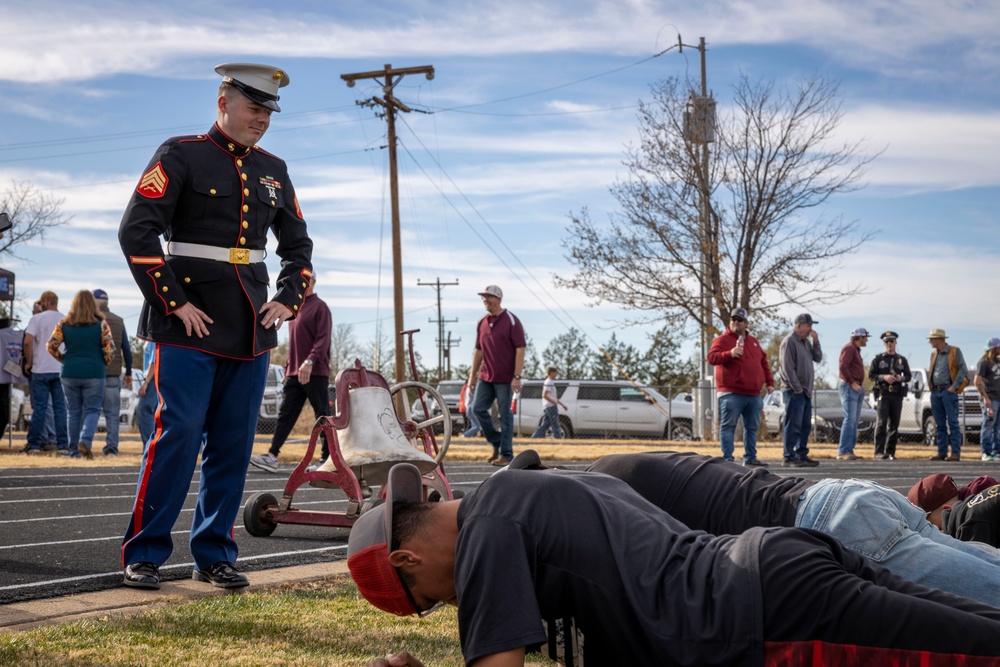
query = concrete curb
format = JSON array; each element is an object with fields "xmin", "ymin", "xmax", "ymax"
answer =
[{"xmin": 0, "ymin": 561, "xmax": 348, "ymax": 633}]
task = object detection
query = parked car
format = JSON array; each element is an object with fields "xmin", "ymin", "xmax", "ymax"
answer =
[
  {"xmin": 410, "ymin": 380, "xmax": 465, "ymax": 435},
  {"xmin": 512, "ymin": 379, "xmax": 694, "ymax": 440},
  {"xmin": 257, "ymin": 364, "xmax": 285, "ymax": 431},
  {"xmin": 890, "ymin": 368, "xmax": 981, "ymax": 445},
  {"xmin": 763, "ymin": 388, "xmax": 877, "ymax": 443}
]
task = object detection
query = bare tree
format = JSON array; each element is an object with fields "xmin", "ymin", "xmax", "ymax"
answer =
[
  {"xmin": 330, "ymin": 323, "xmax": 362, "ymax": 375},
  {"xmin": 558, "ymin": 73, "xmax": 878, "ymax": 336},
  {"xmin": 0, "ymin": 181, "xmax": 68, "ymax": 260}
]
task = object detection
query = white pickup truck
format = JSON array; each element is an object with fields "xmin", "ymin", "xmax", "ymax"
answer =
[{"xmin": 892, "ymin": 368, "xmax": 981, "ymax": 445}]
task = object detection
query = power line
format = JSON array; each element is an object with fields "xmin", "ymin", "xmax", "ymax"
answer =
[{"xmin": 421, "ymin": 51, "xmax": 666, "ymax": 113}]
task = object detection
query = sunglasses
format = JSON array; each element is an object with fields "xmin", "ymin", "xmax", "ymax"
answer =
[
  {"xmin": 400, "ymin": 573, "xmax": 445, "ymax": 618},
  {"xmin": 732, "ymin": 317, "xmax": 747, "ymax": 323}
]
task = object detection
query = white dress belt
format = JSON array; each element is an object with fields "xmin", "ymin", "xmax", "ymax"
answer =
[{"xmin": 165, "ymin": 241, "xmax": 264, "ymax": 265}]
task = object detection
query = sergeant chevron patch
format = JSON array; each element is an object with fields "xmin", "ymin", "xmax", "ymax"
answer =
[{"xmin": 137, "ymin": 162, "xmax": 168, "ymax": 198}]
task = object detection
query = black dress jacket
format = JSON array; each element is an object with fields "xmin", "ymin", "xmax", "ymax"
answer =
[{"xmin": 119, "ymin": 124, "xmax": 313, "ymax": 359}]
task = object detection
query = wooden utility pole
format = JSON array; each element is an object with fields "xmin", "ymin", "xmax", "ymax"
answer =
[{"xmin": 341, "ymin": 64, "xmax": 435, "ymax": 389}]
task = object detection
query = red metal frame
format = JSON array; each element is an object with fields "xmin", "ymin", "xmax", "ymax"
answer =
[{"xmin": 250, "ymin": 330, "xmax": 456, "ymax": 533}]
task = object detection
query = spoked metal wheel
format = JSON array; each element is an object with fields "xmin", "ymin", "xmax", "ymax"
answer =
[{"xmin": 389, "ymin": 381, "xmax": 452, "ymax": 465}]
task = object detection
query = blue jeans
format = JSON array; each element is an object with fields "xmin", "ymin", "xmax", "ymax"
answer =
[
  {"xmin": 796, "ymin": 478, "xmax": 1000, "ymax": 607},
  {"xmin": 781, "ymin": 389, "xmax": 811, "ymax": 461},
  {"xmin": 63, "ymin": 377, "xmax": 106, "ymax": 454},
  {"xmin": 463, "ymin": 408, "xmax": 481, "ymax": 438},
  {"xmin": 837, "ymin": 381, "xmax": 865, "ymax": 455},
  {"xmin": 27, "ymin": 373, "xmax": 68, "ymax": 451},
  {"xmin": 718, "ymin": 393, "xmax": 762, "ymax": 462},
  {"xmin": 531, "ymin": 404, "xmax": 564, "ymax": 438},
  {"xmin": 982, "ymin": 399, "xmax": 1000, "ymax": 457},
  {"xmin": 930, "ymin": 388, "xmax": 961, "ymax": 456},
  {"xmin": 472, "ymin": 380, "xmax": 513, "ymax": 460},
  {"xmin": 43, "ymin": 397, "xmax": 56, "ymax": 442},
  {"xmin": 101, "ymin": 375, "xmax": 122, "ymax": 453},
  {"xmin": 137, "ymin": 385, "xmax": 158, "ymax": 449}
]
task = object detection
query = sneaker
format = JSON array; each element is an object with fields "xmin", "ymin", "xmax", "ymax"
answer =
[
  {"xmin": 801, "ymin": 457, "xmax": 820, "ymax": 467},
  {"xmin": 249, "ymin": 453, "xmax": 279, "ymax": 473},
  {"xmin": 57, "ymin": 448, "xmax": 71, "ymax": 457},
  {"xmin": 491, "ymin": 456, "xmax": 512, "ymax": 467},
  {"xmin": 21, "ymin": 447, "xmax": 41, "ymax": 455},
  {"xmin": 192, "ymin": 561, "xmax": 249, "ymax": 588},
  {"xmin": 837, "ymin": 453, "xmax": 862, "ymax": 461},
  {"xmin": 781, "ymin": 458, "xmax": 807, "ymax": 468},
  {"xmin": 306, "ymin": 458, "xmax": 327, "ymax": 473},
  {"xmin": 104, "ymin": 449, "xmax": 118, "ymax": 457},
  {"xmin": 744, "ymin": 459, "xmax": 768, "ymax": 467},
  {"xmin": 982, "ymin": 453, "xmax": 996, "ymax": 462}
]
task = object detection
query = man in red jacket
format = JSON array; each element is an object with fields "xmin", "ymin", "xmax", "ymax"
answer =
[{"xmin": 708, "ymin": 307, "xmax": 775, "ymax": 466}]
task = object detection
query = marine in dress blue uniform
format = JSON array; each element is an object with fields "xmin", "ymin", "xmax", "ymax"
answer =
[{"xmin": 119, "ymin": 63, "xmax": 313, "ymax": 589}]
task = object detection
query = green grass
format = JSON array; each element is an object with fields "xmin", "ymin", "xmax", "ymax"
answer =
[{"xmin": 1, "ymin": 576, "xmax": 553, "ymax": 666}]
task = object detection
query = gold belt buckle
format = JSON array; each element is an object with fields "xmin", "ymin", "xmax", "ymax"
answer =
[{"xmin": 229, "ymin": 248, "xmax": 250, "ymax": 265}]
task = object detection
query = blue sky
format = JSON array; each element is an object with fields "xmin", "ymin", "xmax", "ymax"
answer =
[{"xmin": 0, "ymin": 0, "xmax": 998, "ymax": 383}]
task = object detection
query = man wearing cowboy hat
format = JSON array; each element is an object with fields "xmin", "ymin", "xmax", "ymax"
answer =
[{"xmin": 927, "ymin": 329, "xmax": 968, "ymax": 461}]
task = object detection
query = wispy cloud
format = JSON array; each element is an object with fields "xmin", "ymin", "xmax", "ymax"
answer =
[{"xmin": 3, "ymin": 1, "xmax": 997, "ymax": 84}]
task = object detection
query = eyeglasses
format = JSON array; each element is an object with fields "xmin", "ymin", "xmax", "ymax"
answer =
[{"xmin": 399, "ymin": 572, "xmax": 445, "ymax": 618}]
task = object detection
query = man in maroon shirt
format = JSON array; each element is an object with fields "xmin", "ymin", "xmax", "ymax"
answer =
[
  {"xmin": 250, "ymin": 274, "xmax": 332, "ymax": 472},
  {"xmin": 838, "ymin": 327, "xmax": 869, "ymax": 460},
  {"xmin": 468, "ymin": 285, "xmax": 525, "ymax": 466},
  {"xmin": 707, "ymin": 307, "xmax": 774, "ymax": 466}
]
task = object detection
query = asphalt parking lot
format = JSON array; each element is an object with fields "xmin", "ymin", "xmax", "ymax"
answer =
[{"xmin": 1, "ymin": 450, "xmax": 997, "ymax": 609}]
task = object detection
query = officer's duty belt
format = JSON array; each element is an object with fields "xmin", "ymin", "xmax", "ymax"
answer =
[{"xmin": 165, "ymin": 241, "xmax": 263, "ymax": 265}]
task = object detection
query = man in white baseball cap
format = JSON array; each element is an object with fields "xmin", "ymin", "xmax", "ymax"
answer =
[
  {"xmin": 467, "ymin": 285, "xmax": 525, "ymax": 466},
  {"xmin": 837, "ymin": 327, "xmax": 870, "ymax": 460}
]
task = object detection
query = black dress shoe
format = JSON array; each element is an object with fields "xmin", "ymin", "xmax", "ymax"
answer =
[
  {"xmin": 123, "ymin": 562, "xmax": 161, "ymax": 589},
  {"xmin": 192, "ymin": 561, "xmax": 249, "ymax": 588}
]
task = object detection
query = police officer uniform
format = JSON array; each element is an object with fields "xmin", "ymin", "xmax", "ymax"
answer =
[
  {"xmin": 119, "ymin": 63, "xmax": 313, "ymax": 589},
  {"xmin": 867, "ymin": 331, "xmax": 912, "ymax": 459}
]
